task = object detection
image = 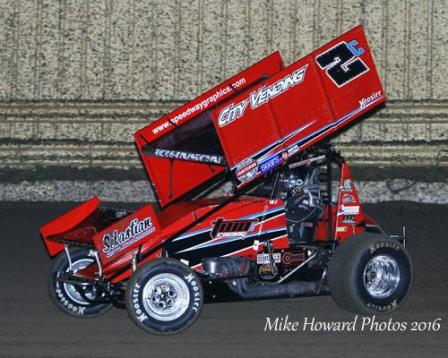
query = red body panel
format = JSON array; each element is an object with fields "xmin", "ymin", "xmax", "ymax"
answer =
[
  {"xmin": 40, "ymin": 196, "xmax": 101, "ymax": 256},
  {"xmin": 108, "ymin": 197, "xmax": 289, "ymax": 282},
  {"xmin": 92, "ymin": 203, "xmax": 160, "ymax": 266},
  {"xmin": 334, "ymin": 163, "xmax": 365, "ymax": 240}
]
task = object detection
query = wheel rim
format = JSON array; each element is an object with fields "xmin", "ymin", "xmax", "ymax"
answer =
[
  {"xmin": 62, "ymin": 258, "xmax": 96, "ymax": 305},
  {"xmin": 363, "ymin": 254, "xmax": 400, "ymax": 299},
  {"xmin": 142, "ymin": 273, "xmax": 190, "ymax": 322}
]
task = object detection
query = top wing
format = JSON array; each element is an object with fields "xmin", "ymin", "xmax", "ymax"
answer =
[{"xmin": 135, "ymin": 25, "xmax": 385, "ymax": 207}]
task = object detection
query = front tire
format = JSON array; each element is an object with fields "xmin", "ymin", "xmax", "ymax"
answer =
[
  {"xmin": 328, "ymin": 233, "xmax": 412, "ymax": 315},
  {"xmin": 126, "ymin": 258, "xmax": 203, "ymax": 335},
  {"xmin": 48, "ymin": 248, "xmax": 112, "ymax": 318}
]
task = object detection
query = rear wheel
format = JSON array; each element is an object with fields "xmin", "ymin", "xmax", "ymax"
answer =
[
  {"xmin": 48, "ymin": 248, "xmax": 112, "ymax": 317},
  {"xmin": 328, "ymin": 233, "xmax": 412, "ymax": 315},
  {"xmin": 126, "ymin": 258, "xmax": 203, "ymax": 335}
]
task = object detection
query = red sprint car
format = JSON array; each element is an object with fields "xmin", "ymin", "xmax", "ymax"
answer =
[{"xmin": 41, "ymin": 26, "xmax": 412, "ymax": 334}]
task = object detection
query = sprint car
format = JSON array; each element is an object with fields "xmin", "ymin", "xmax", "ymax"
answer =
[{"xmin": 41, "ymin": 26, "xmax": 412, "ymax": 334}]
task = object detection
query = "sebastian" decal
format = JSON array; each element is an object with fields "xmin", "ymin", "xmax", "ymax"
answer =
[{"xmin": 102, "ymin": 217, "xmax": 155, "ymax": 258}]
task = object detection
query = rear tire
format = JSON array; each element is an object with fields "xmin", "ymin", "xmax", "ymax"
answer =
[
  {"xmin": 48, "ymin": 248, "xmax": 112, "ymax": 318},
  {"xmin": 328, "ymin": 233, "xmax": 412, "ymax": 315},
  {"xmin": 126, "ymin": 258, "xmax": 203, "ymax": 335}
]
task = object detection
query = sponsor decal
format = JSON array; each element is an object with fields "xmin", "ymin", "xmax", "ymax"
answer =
[
  {"xmin": 257, "ymin": 253, "xmax": 281, "ymax": 264},
  {"xmin": 359, "ymin": 90, "xmax": 382, "ymax": 108},
  {"xmin": 235, "ymin": 159, "xmax": 259, "ymax": 183},
  {"xmin": 151, "ymin": 77, "xmax": 247, "ymax": 135},
  {"xmin": 342, "ymin": 194, "xmax": 355, "ymax": 204},
  {"xmin": 342, "ymin": 215, "xmax": 355, "ymax": 224},
  {"xmin": 218, "ymin": 99, "xmax": 250, "ymax": 127},
  {"xmin": 281, "ymin": 144, "xmax": 300, "ymax": 160},
  {"xmin": 102, "ymin": 217, "xmax": 155, "ymax": 258},
  {"xmin": 259, "ymin": 154, "xmax": 281, "ymax": 173},
  {"xmin": 154, "ymin": 148, "xmax": 225, "ymax": 165},
  {"xmin": 184, "ymin": 273, "xmax": 201, "ymax": 312},
  {"xmin": 210, "ymin": 218, "xmax": 258, "ymax": 241},
  {"xmin": 55, "ymin": 285, "xmax": 86, "ymax": 315},
  {"xmin": 342, "ymin": 179, "xmax": 352, "ymax": 192},
  {"xmin": 338, "ymin": 205, "xmax": 360, "ymax": 216},
  {"xmin": 132, "ymin": 283, "xmax": 148, "ymax": 322},
  {"xmin": 282, "ymin": 252, "xmax": 305, "ymax": 265},
  {"xmin": 259, "ymin": 263, "xmax": 278, "ymax": 280},
  {"xmin": 218, "ymin": 65, "xmax": 308, "ymax": 127}
]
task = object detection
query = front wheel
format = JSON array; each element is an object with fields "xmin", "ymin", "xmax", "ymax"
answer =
[
  {"xmin": 125, "ymin": 258, "xmax": 203, "ymax": 335},
  {"xmin": 327, "ymin": 233, "xmax": 412, "ymax": 315}
]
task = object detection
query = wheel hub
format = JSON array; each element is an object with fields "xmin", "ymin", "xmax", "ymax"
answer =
[
  {"xmin": 142, "ymin": 273, "xmax": 190, "ymax": 321},
  {"xmin": 151, "ymin": 282, "xmax": 178, "ymax": 310},
  {"xmin": 363, "ymin": 254, "xmax": 400, "ymax": 299},
  {"xmin": 63, "ymin": 258, "xmax": 96, "ymax": 305}
]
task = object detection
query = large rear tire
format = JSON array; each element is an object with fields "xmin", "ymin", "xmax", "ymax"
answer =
[
  {"xmin": 126, "ymin": 258, "xmax": 203, "ymax": 335},
  {"xmin": 328, "ymin": 233, "xmax": 412, "ymax": 315}
]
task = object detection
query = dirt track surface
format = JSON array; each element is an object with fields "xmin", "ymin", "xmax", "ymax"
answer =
[{"xmin": 0, "ymin": 201, "xmax": 447, "ymax": 358}]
